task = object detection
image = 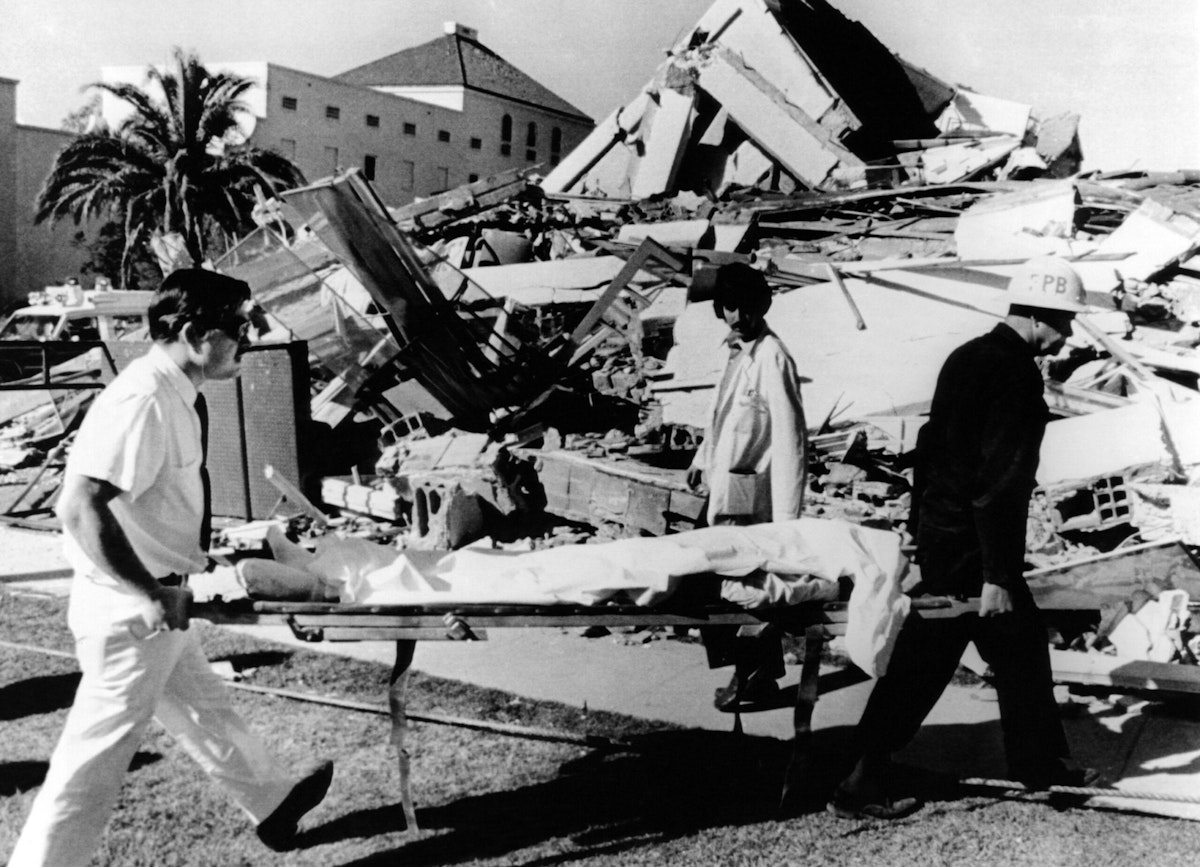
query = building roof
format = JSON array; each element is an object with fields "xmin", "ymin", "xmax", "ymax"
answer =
[{"xmin": 335, "ymin": 30, "xmax": 590, "ymax": 123}]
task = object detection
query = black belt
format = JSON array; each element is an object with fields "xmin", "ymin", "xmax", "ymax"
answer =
[{"xmin": 159, "ymin": 574, "xmax": 187, "ymax": 587}]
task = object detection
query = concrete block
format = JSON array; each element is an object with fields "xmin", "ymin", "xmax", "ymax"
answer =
[{"xmin": 409, "ymin": 480, "xmax": 486, "ymax": 550}]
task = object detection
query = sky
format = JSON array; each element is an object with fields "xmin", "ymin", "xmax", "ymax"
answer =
[{"xmin": 2, "ymin": 0, "xmax": 1197, "ymax": 173}]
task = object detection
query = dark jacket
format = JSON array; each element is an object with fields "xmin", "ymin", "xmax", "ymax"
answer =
[{"xmin": 912, "ymin": 323, "xmax": 1048, "ymax": 593}]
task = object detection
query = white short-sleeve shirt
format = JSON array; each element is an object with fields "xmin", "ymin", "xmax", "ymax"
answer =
[{"xmin": 61, "ymin": 343, "xmax": 208, "ymax": 582}]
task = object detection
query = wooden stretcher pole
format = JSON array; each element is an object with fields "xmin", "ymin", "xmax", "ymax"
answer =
[
  {"xmin": 389, "ymin": 640, "xmax": 419, "ymax": 832},
  {"xmin": 779, "ymin": 623, "xmax": 826, "ymax": 813}
]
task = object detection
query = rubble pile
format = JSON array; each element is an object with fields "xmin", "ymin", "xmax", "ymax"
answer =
[{"xmin": 5, "ymin": 0, "xmax": 1200, "ymax": 693}]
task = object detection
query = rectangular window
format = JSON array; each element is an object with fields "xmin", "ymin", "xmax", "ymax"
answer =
[
  {"xmin": 468, "ymin": 173, "xmax": 479, "ymax": 183},
  {"xmin": 526, "ymin": 149, "xmax": 537, "ymax": 162},
  {"xmin": 500, "ymin": 143, "xmax": 511, "ymax": 157},
  {"xmin": 550, "ymin": 154, "xmax": 560, "ymax": 166},
  {"xmin": 325, "ymin": 146, "xmax": 339, "ymax": 173},
  {"xmin": 437, "ymin": 129, "xmax": 451, "ymax": 143},
  {"xmin": 400, "ymin": 159, "xmax": 415, "ymax": 191},
  {"xmin": 366, "ymin": 114, "xmax": 380, "ymax": 128},
  {"xmin": 363, "ymin": 154, "xmax": 376, "ymax": 181},
  {"xmin": 435, "ymin": 167, "xmax": 450, "ymax": 191},
  {"xmin": 470, "ymin": 137, "xmax": 482, "ymax": 150},
  {"xmin": 281, "ymin": 95, "xmax": 298, "ymax": 111},
  {"xmin": 325, "ymin": 105, "xmax": 340, "ymax": 120},
  {"xmin": 403, "ymin": 122, "xmax": 416, "ymax": 136},
  {"xmin": 279, "ymin": 138, "xmax": 296, "ymax": 159}
]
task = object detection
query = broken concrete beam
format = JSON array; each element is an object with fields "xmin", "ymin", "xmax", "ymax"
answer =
[
  {"xmin": 617, "ymin": 219, "xmax": 713, "ymax": 249},
  {"xmin": 898, "ymin": 135, "xmax": 1020, "ymax": 186},
  {"xmin": 683, "ymin": 0, "xmax": 859, "ymax": 136},
  {"xmin": 541, "ymin": 92, "xmax": 653, "ymax": 194},
  {"xmin": 1034, "ymin": 111, "xmax": 1082, "ymax": 178},
  {"xmin": 954, "ymin": 179, "xmax": 1080, "ymax": 261},
  {"xmin": 693, "ymin": 46, "xmax": 864, "ymax": 189},
  {"xmin": 631, "ymin": 88, "xmax": 695, "ymax": 200},
  {"xmin": 722, "ymin": 139, "xmax": 777, "ymax": 191},
  {"xmin": 935, "ymin": 89, "xmax": 1031, "ymax": 138},
  {"xmin": 1037, "ymin": 401, "xmax": 1173, "ymax": 488},
  {"xmin": 1098, "ymin": 198, "xmax": 1200, "ymax": 284},
  {"xmin": 528, "ymin": 448, "xmax": 703, "ymax": 536}
]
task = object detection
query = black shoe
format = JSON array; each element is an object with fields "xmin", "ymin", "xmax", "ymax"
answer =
[
  {"xmin": 257, "ymin": 760, "xmax": 334, "ymax": 851},
  {"xmin": 826, "ymin": 783, "xmax": 921, "ymax": 821},
  {"xmin": 713, "ymin": 670, "xmax": 780, "ymax": 711}
]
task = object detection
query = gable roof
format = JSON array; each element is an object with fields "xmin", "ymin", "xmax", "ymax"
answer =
[{"xmin": 336, "ymin": 32, "xmax": 590, "ymax": 123}]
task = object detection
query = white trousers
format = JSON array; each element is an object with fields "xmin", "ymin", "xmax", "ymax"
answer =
[{"xmin": 8, "ymin": 576, "xmax": 295, "ymax": 867}]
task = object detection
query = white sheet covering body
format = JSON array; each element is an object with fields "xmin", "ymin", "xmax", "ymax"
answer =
[{"xmin": 238, "ymin": 518, "xmax": 911, "ymax": 676}]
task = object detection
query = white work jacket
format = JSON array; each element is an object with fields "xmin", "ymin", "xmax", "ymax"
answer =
[{"xmin": 691, "ymin": 328, "xmax": 807, "ymax": 525}]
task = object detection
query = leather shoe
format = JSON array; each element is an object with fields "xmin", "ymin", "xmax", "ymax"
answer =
[
  {"xmin": 257, "ymin": 760, "xmax": 334, "ymax": 851},
  {"xmin": 826, "ymin": 783, "xmax": 921, "ymax": 821},
  {"xmin": 713, "ymin": 670, "xmax": 780, "ymax": 711}
]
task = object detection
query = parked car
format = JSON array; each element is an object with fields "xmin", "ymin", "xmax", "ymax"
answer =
[{"xmin": 0, "ymin": 289, "xmax": 153, "ymax": 342}]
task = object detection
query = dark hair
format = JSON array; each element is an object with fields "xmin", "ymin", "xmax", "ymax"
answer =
[
  {"xmin": 149, "ymin": 269, "xmax": 252, "ymax": 342},
  {"xmin": 711, "ymin": 262, "xmax": 771, "ymax": 318}
]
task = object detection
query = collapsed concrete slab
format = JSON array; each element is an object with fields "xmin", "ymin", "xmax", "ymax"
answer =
[{"xmin": 542, "ymin": 0, "xmax": 1044, "ymax": 201}]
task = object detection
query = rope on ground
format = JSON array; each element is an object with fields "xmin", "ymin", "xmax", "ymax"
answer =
[
  {"xmin": 229, "ymin": 681, "xmax": 629, "ymax": 750},
  {"xmin": 962, "ymin": 777, "xmax": 1200, "ymax": 806},
  {"xmin": 0, "ymin": 637, "xmax": 629, "ymax": 751},
  {"xmin": 0, "ymin": 639, "xmax": 74, "ymax": 660}
]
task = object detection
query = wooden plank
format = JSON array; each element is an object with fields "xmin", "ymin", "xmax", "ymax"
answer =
[
  {"xmin": 1050, "ymin": 649, "xmax": 1200, "ymax": 695},
  {"xmin": 567, "ymin": 236, "xmax": 685, "ymax": 347}
]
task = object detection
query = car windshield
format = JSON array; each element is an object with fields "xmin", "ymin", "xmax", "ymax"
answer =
[{"xmin": 0, "ymin": 314, "xmax": 59, "ymax": 340}]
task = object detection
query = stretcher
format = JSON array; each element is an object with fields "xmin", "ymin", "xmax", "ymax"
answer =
[{"xmin": 191, "ymin": 594, "xmax": 974, "ymax": 831}]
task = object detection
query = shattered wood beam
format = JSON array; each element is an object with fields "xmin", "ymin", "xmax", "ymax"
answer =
[
  {"xmin": 694, "ymin": 47, "xmax": 864, "ymax": 189},
  {"xmin": 282, "ymin": 172, "xmax": 545, "ymax": 427},
  {"xmin": 1074, "ymin": 316, "xmax": 1185, "ymax": 476},
  {"xmin": 825, "ymin": 263, "xmax": 866, "ymax": 330},
  {"xmin": 540, "ymin": 92, "xmax": 653, "ymax": 194},
  {"xmin": 568, "ymin": 237, "xmax": 686, "ymax": 348},
  {"xmin": 630, "ymin": 88, "xmax": 695, "ymax": 200},
  {"xmin": 390, "ymin": 171, "xmax": 534, "ymax": 230}
]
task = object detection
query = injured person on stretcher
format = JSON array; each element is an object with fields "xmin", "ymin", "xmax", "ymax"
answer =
[{"xmin": 232, "ymin": 517, "xmax": 913, "ymax": 678}]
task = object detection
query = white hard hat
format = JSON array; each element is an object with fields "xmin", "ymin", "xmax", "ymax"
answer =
[{"xmin": 1006, "ymin": 256, "xmax": 1088, "ymax": 313}]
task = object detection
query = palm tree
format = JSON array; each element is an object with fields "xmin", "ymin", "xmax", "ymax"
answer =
[{"xmin": 35, "ymin": 48, "xmax": 305, "ymax": 286}]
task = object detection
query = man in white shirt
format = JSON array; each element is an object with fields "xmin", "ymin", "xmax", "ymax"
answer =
[
  {"xmin": 687, "ymin": 263, "xmax": 807, "ymax": 709},
  {"xmin": 9, "ymin": 269, "xmax": 332, "ymax": 867}
]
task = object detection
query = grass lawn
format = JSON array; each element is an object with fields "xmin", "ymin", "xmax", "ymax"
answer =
[{"xmin": 1, "ymin": 588, "xmax": 1198, "ymax": 866}]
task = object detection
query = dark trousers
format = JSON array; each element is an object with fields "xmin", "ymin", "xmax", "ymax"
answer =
[
  {"xmin": 853, "ymin": 530, "xmax": 1068, "ymax": 779},
  {"xmin": 698, "ymin": 514, "xmax": 783, "ymax": 680}
]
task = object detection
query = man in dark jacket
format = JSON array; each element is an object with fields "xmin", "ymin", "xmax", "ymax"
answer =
[{"xmin": 828, "ymin": 256, "xmax": 1099, "ymax": 820}]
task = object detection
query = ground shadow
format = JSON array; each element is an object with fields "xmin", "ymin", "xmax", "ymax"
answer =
[
  {"xmin": 317, "ymin": 726, "xmax": 877, "ymax": 866},
  {"xmin": 0, "ymin": 761, "xmax": 48, "ymax": 796},
  {"xmin": 0, "ymin": 752, "xmax": 161, "ymax": 797},
  {"xmin": 0, "ymin": 672, "xmax": 80, "ymax": 720},
  {"xmin": 207, "ymin": 649, "xmax": 293, "ymax": 674},
  {"xmin": 307, "ymin": 684, "xmax": 1200, "ymax": 865}
]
